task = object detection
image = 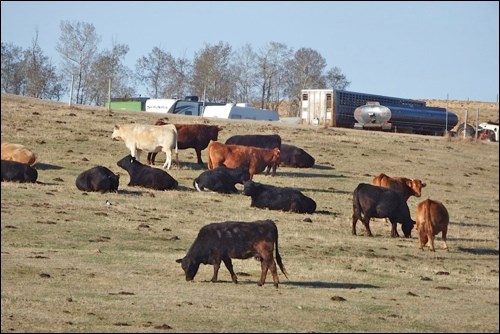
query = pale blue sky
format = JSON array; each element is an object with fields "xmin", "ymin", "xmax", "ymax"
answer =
[{"xmin": 2, "ymin": 1, "xmax": 498, "ymax": 102}]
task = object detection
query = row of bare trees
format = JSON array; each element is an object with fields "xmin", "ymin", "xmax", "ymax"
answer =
[{"xmin": 1, "ymin": 20, "xmax": 350, "ymax": 115}]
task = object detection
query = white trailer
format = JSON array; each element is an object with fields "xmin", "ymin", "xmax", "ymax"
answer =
[
  {"xmin": 202, "ymin": 103, "xmax": 279, "ymax": 121},
  {"xmin": 300, "ymin": 89, "xmax": 335, "ymax": 126}
]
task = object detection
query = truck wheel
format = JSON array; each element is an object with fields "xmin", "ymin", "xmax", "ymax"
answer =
[{"xmin": 456, "ymin": 123, "xmax": 475, "ymax": 138}]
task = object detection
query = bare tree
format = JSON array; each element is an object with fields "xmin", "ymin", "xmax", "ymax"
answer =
[
  {"xmin": 87, "ymin": 43, "xmax": 135, "ymax": 106},
  {"xmin": 286, "ymin": 47, "xmax": 327, "ymax": 100},
  {"xmin": 56, "ymin": 20, "xmax": 100, "ymax": 104},
  {"xmin": 325, "ymin": 66, "xmax": 351, "ymax": 90},
  {"xmin": 256, "ymin": 42, "xmax": 292, "ymax": 110},
  {"xmin": 135, "ymin": 46, "xmax": 174, "ymax": 99},
  {"xmin": 1, "ymin": 42, "xmax": 25, "ymax": 95},
  {"xmin": 230, "ymin": 43, "xmax": 258, "ymax": 103},
  {"xmin": 191, "ymin": 41, "xmax": 232, "ymax": 102},
  {"xmin": 164, "ymin": 56, "xmax": 192, "ymax": 99}
]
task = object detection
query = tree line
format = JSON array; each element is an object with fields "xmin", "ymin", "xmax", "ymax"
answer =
[{"xmin": 1, "ymin": 20, "xmax": 350, "ymax": 116}]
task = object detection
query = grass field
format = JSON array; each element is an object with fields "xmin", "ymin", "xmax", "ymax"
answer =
[{"xmin": 1, "ymin": 93, "xmax": 499, "ymax": 333}]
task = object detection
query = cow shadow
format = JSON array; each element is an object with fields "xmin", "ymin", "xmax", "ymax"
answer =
[
  {"xmin": 272, "ymin": 171, "xmax": 344, "ymax": 179},
  {"xmin": 456, "ymin": 247, "xmax": 499, "ymax": 256},
  {"xmin": 311, "ymin": 164, "xmax": 336, "ymax": 170},
  {"xmin": 35, "ymin": 163, "xmax": 64, "ymax": 170},
  {"xmin": 282, "ymin": 281, "xmax": 380, "ymax": 289},
  {"xmin": 174, "ymin": 162, "xmax": 208, "ymax": 171},
  {"xmin": 218, "ymin": 280, "xmax": 379, "ymax": 289}
]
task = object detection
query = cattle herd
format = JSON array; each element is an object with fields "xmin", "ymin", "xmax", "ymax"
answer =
[{"xmin": 1, "ymin": 119, "xmax": 450, "ymax": 288}]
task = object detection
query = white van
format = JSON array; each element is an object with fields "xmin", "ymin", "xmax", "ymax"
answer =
[{"xmin": 202, "ymin": 103, "xmax": 279, "ymax": 121}]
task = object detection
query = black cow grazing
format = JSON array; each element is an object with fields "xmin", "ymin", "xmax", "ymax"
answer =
[
  {"xmin": 117, "ymin": 155, "xmax": 178, "ymax": 190},
  {"xmin": 1, "ymin": 160, "xmax": 38, "ymax": 183},
  {"xmin": 225, "ymin": 134, "xmax": 281, "ymax": 176},
  {"xmin": 279, "ymin": 144, "xmax": 315, "ymax": 168},
  {"xmin": 352, "ymin": 183, "xmax": 415, "ymax": 238},
  {"xmin": 176, "ymin": 219, "xmax": 288, "ymax": 288},
  {"xmin": 242, "ymin": 180, "xmax": 316, "ymax": 214},
  {"xmin": 193, "ymin": 166, "xmax": 250, "ymax": 194},
  {"xmin": 75, "ymin": 166, "xmax": 119, "ymax": 193}
]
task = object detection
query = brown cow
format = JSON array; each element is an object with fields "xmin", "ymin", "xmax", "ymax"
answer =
[
  {"xmin": 415, "ymin": 198, "xmax": 449, "ymax": 251},
  {"xmin": 1, "ymin": 142, "xmax": 38, "ymax": 167},
  {"xmin": 148, "ymin": 120, "xmax": 223, "ymax": 165},
  {"xmin": 371, "ymin": 173, "xmax": 426, "ymax": 201},
  {"xmin": 207, "ymin": 141, "xmax": 280, "ymax": 180}
]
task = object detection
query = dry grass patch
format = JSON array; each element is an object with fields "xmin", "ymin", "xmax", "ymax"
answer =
[{"xmin": 1, "ymin": 93, "xmax": 499, "ymax": 333}]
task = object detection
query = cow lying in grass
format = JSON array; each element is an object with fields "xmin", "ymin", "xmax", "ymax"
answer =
[
  {"xmin": 1, "ymin": 160, "xmax": 38, "ymax": 183},
  {"xmin": 75, "ymin": 166, "xmax": 119, "ymax": 193},
  {"xmin": 242, "ymin": 180, "xmax": 316, "ymax": 214},
  {"xmin": 193, "ymin": 166, "xmax": 250, "ymax": 194},
  {"xmin": 117, "ymin": 155, "xmax": 178, "ymax": 191}
]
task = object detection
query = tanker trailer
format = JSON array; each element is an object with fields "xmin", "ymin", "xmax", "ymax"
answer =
[{"xmin": 353, "ymin": 102, "xmax": 392, "ymax": 130}]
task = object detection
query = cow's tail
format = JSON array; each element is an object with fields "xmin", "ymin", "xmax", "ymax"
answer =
[
  {"xmin": 274, "ymin": 228, "xmax": 288, "ymax": 279},
  {"xmin": 425, "ymin": 198, "xmax": 432, "ymax": 232},
  {"xmin": 207, "ymin": 144, "xmax": 213, "ymax": 169},
  {"xmin": 353, "ymin": 185, "xmax": 363, "ymax": 220}
]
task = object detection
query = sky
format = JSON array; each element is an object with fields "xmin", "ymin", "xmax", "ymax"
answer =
[{"xmin": 1, "ymin": 1, "xmax": 499, "ymax": 102}]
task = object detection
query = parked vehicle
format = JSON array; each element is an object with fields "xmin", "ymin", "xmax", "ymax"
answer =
[{"xmin": 456, "ymin": 120, "xmax": 499, "ymax": 141}]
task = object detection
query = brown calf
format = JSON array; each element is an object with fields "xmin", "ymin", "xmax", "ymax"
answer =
[
  {"xmin": 372, "ymin": 173, "xmax": 426, "ymax": 201},
  {"xmin": 415, "ymin": 198, "xmax": 449, "ymax": 251}
]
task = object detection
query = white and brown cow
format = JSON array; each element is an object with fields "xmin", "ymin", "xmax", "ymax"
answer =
[
  {"xmin": 112, "ymin": 123, "xmax": 178, "ymax": 169},
  {"xmin": 415, "ymin": 198, "xmax": 449, "ymax": 251},
  {"xmin": 1, "ymin": 142, "xmax": 38, "ymax": 167}
]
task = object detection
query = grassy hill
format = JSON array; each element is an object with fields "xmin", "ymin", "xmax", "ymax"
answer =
[{"xmin": 1, "ymin": 93, "xmax": 498, "ymax": 332}]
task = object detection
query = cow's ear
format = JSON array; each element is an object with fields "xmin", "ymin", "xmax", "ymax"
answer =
[
  {"xmin": 422, "ymin": 183, "xmax": 427, "ymax": 188},
  {"xmin": 114, "ymin": 124, "xmax": 120, "ymax": 129},
  {"xmin": 175, "ymin": 258, "xmax": 183, "ymax": 263}
]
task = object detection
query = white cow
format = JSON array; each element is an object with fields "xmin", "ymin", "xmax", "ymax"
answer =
[{"xmin": 112, "ymin": 123, "xmax": 178, "ymax": 169}]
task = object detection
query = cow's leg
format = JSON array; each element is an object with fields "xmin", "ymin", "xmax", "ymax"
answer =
[
  {"xmin": 211, "ymin": 258, "xmax": 221, "ymax": 282},
  {"xmin": 162, "ymin": 150, "xmax": 172, "ymax": 169},
  {"xmin": 258, "ymin": 258, "xmax": 270, "ymax": 287},
  {"xmin": 362, "ymin": 212, "xmax": 374, "ymax": 237},
  {"xmin": 388, "ymin": 218, "xmax": 400, "ymax": 238},
  {"xmin": 441, "ymin": 227, "xmax": 449, "ymax": 251},
  {"xmin": 222, "ymin": 256, "xmax": 238, "ymax": 284},
  {"xmin": 195, "ymin": 149, "xmax": 204, "ymax": 165},
  {"xmin": 429, "ymin": 233, "xmax": 436, "ymax": 252},
  {"xmin": 271, "ymin": 162, "xmax": 277, "ymax": 176},
  {"xmin": 268, "ymin": 259, "xmax": 280, "ymax": 288},
  {"xmin": 148, "ymin": 152, "xmax": 157, "ymax": 165},
  {"xmin": 419, "ymin": 231, "xmax": 428, "ymax": 250},
  {"xmin": 351, "ymin": 210, "xmax": 359, "ymax": 235}
]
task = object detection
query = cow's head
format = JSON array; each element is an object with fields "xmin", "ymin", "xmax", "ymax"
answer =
[
  {"xmin": 402, "ymin": 220, "xmax": 415, "ymax": 238},
  {"xmin": 176, "ymin": 257, "xmax": 200, "ymax": 281},
  {"xmin": 111, "ymin": 125, "xmax": 122, "ymax": 141},
  {"xmin": 406, "ymin": 179, "xmax": 426, "ymax": 197}
]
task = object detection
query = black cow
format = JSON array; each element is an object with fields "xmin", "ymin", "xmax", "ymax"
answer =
[
  {"xmin": 225, "ymin": 134, "xmax": 281, "ymax": 176},
  {"xmin": 242, "ymin": 180, "xmax": 316, "ymax": 214},
  {"xmin": 1, "ymin": 160, "xmax": 38, "ymax": 183},
  {"xmin": 352, "ymin": 183, "xmax": 415, "ymax": 238},
  {"xmin": 279, "ymin": 144, "xmax": 315, "ymax": 168},
  {"xmin": 75, "ymin": 166, "xmax": 119, "ymax": 193},
  {"xmin": 175, "ymin": 219, "xmax": 288, "ymax": 288},
  {"xmin": 193, "ymin": 166, "xmax": 250, "ymax": 194},
  {"xmin": 117, "ymin": 155, "xmax": 178, "ymax": 190}
]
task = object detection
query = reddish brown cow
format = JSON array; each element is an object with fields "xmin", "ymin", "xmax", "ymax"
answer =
[
  {"xmin": 148, "ymin": 120, "xmax": 223, "ymax": 165},
  {"xmin": 207, "ymin": 141, "xmax": 280, "ymax": 180},
  {"xmin": 371, "ymin": 173, "xmax": 426, "ymax": 201},
  {"xmin": 415, "ymin": 198, "xmax": 449, "ymax": 251}
]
